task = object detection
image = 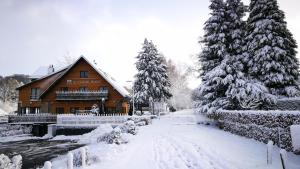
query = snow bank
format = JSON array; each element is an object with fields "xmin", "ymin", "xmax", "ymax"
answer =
[
  {"xmin": 290, "ymin": 125, "xmax": 300, "ymax": 153},
  {"xmin": 49, "ymin": 117, "xmax": 152, "ymax": 169},
  {"xmin": 0, "ymin": 154, "xmax": 22, "ymax": 169},
  {"xmin": 210, "ymin": 110, "xmax": 300, "ymax": 152}
]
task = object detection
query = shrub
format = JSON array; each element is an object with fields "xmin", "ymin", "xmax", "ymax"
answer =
[{"xmin": 210, "ymin": 110, "xmax": 300, "ymax": 151}]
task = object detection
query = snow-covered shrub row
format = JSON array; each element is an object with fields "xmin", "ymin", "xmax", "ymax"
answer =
[
  {"xmin": 0, "ymin": 154, "xmax": 22, "ymax": 169},
  {"xmin": 0, "ymin": 124, "xmax": 31, "ymax": 137},
  {"xmin": 127, "ymin": 116, "xmax": 153, "ymax": 126},
  {"xmin": 120, "ymin": 120, "xmax": 138, "ymax": 135},
  {"xmin": 97, "ymin": 116, "xmax": 153, "ymax": 144},
  {"xmin": 97, "ymin": 118, "xmax": 145, "ymax": 144},
  {"xmin": 210, "ymin": 110, "xmax": 300, "ymax": 151},
  {"xmin": 273, "ymin": 98, "xmax": 300, "ymax": 111},
  {"xmin": 97, "ymin": 127, "xmax": 127, "ymax": 145}
]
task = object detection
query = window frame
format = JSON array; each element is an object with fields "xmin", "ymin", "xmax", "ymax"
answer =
[{"xmin": 80, "ymin": 71, "xmax": 88, "ymax": 78}]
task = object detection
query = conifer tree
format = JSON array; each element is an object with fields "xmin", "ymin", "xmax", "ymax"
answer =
[
  {"xmin": 199, "ymin": 0, "xmax": 227, "ymax": 77},
  {"xmin": 134, "ymin": 39, "xmax": 172, "ymax": 114},
  {"xmin": 196, "ymin": 0, "xmax": 229, "ymax": 113},
  {"xmin": 244, "ymin": 0, "xmax": 299, "ymax": 97}
]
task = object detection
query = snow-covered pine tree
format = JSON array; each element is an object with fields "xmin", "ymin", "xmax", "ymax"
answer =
[
  {"xmin": 195, "ymin": 0, "xmax": 229, "ymax": 114},
  {"xmin": 244, "ymin": 0, "xmax": 299, "ymax": 97},
  {"xmin": 195, "ymin": 0, "xmax": 276, "ymax": 113},
  {"xmin": 199, "ymin": 0, "xmax": 228, "ymax": 77},
  {"xmin": 156, "ymin": 55, "xmax": 172, "ymax": 102},
  {"xmin": 225, "ymin": 0, "xmax": 276, "ymax": 110},
  {"xmin": 134, "ymin": 39, "xmax": 171, "ymax": 114}
]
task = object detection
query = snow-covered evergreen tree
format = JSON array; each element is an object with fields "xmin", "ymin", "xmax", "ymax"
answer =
[
  {"xmin": 199, "ymin": 0, "xmax": 227, "ymax": 77},
  {"xmin": 244, "ymin": 0, "xmax": 299, "ymax": 97},
  {"xmin": 134, "ymin": 39, "xmax": 172, "ymax": 114},
  {"xmin": 195, "ymin": 0, "xmax": 276, "ymax": 113},
  {"xmin": 195, "ymin": 0, "xmax": 229, "ymax": 114}
]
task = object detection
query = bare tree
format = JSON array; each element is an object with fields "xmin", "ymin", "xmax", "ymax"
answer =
[
  {"xmin": 0, "ymin": 78, "xmax": 21, "ymax": 103},
  {"xmin": 166, "ymin": 59, "xmax": 192, "ymax": 110},
  {"xmin": 56, "ymin": 51, "xmax": 77, "ymax": 67}
]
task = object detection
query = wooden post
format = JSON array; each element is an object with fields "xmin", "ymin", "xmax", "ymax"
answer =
[
  {"xmin": 67, "ymin": 152, "xmax": 73, "ymax": 169},
  {"xmin": 80, "ymin": 147, "xmax": 86, "ymax": 167},
  {"xmin": 267, "ymin": 140, "xmax": 274, "ymax": 165},
  {"xmin": 44, "ymin": 161, "xmax": 52, "ymax": 169},
  {"xmin": 280, "ymin": 149, "xmax": 288, "ymax": 169}
]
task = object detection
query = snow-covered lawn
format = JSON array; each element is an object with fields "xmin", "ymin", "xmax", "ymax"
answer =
[{"xmin": 80, "ymin": 109, "xmax": 299, "ymax": 169}]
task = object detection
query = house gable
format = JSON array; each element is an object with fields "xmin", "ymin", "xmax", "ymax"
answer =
[{"xmin": 39, "ymin": 56, "xmax": 128, "ymax": 100}]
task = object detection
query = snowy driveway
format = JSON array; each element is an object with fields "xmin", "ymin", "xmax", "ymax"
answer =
[{"xmin": 87, "ymin": 109, "xmax": 300, "ymax": 169}]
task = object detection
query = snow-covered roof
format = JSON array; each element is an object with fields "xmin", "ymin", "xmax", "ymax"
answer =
[
  {"xmin": 39, "ymin": 56, "xmax": 130, "ymax": 98},
  {"xmin": 97, "ymin": 68, "xmax": 130, "ymax": 97},
  {"xmin": 84, "ymin": 57, "xmax": 130, "ymax": 97}
]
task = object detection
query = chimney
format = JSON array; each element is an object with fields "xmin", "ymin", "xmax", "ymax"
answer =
[{"xmin": 48, "ymin": 65, "xmax": 55, "ymax": 74}]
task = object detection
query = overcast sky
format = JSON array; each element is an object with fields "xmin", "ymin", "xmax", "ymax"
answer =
[{"xmin": 0, "ymin": 0, "xmax": 299, "ymax": 88}]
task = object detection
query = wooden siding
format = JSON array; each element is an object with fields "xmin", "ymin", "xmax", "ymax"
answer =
[{"xmin": 18, "ymin": 58, "xmax": 129, "ymax": 114}]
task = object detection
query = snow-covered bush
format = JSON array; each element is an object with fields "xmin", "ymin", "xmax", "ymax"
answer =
[
  {"xmin": 97, "ymin": 127, "xmax": 126, "ymax": 145},
  {"xmin": 72, "ymin": 147, "xmax": 90, "ymax": 167},
  {"xmin": 127, "ymin": 116, "xmax": 152, "ymax": 125},
  {"xmin": 0, "ymin": 154, "xmax": 22, "ymax": 169},
  {"xmin": 210, "ymin": 110, "xmax": 300, "ymax": 151},
  {"xmin": 120, "ymin": 120, "xmax": 138, "ymax": 135},
  {"xmin": 0, "ymin": 124, "xmax": 32, "ymax": 137},
  {"xmin": 273, "ymin": 97, "xmax": 300, "ymax": 110}
]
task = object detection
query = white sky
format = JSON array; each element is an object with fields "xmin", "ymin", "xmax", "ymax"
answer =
[{"xmin": 0, "ymin": 0, "xmax": 299, "ymax": 88}]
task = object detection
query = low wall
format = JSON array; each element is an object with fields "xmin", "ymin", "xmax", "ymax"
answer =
[
  {"xmin": 8, "ymin": 114, "xmax": 57, "ymax": 124},
  {"xmin": 0, "ymin": 116, "xmax": 8, "ymax": 123},
  {"xmin": 209, "ymin": 110, "xmax": 300, "ymax": 152},
  {"xmin": 57, "ymin": 114, "xmax": 128, "ymax": 127}
]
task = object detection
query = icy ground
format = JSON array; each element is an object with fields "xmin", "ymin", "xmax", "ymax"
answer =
[{"xmin": 81, "ymin": 109, "xmax": 299, "ymax": 169}]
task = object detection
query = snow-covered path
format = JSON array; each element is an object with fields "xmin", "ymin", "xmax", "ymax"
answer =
[{"xmin": 87, "ymin": 109, "xmax": 300, "ymax": 169}]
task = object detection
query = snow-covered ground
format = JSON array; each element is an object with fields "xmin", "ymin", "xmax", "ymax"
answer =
[{"xmin": 74, "ymin": 109, "xmax": 299, "ymax": 169}]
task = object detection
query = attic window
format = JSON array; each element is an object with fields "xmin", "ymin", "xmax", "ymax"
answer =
[{"xmin": 80, "ymin": 71, "xmax": 88, "ymax": 78}]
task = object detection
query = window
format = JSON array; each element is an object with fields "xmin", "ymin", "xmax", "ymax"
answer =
[
  {"xmin": 30, "ymin": 88, "xmax": 39, "ymax": 100},
  {"xmin": 80, "ymin": 71, "xmax": 88, "ymax": 78},
  {"xmin": 56, "ymin": 107, "xmax": 64, "ymax": 114},
  {"xmin": 79, "ymin": 87, "xmax": 88, "ymax": 91},
  {"xmin": 60, "ymin": 87, "xmax": 68, "ymax": 92}
]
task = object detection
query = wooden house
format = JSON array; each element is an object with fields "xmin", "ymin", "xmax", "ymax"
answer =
[{"xmin": 16, "ymin": 56, "xmax": 130, "ymax": 115}]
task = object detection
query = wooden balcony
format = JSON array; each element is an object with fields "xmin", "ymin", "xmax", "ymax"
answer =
[{"xmin": 56, "ymin": 90, "xmax": 108, "ymax": 101}]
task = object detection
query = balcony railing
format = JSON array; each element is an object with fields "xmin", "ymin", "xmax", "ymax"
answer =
[{"xmin": 56, "ymin": 90, "xmax": 108, "ymax": 101}]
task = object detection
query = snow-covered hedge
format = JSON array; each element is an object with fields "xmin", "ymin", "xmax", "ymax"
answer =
[
  {"xmin": 0, "ymin": 124, "xmax": 32, "ymax": 137},
  {"xmin": 97, "ymin": 117, "xmax": 150, "ymax": 145},
  {"xmin": 209, "ymin": 110, "xmax": 300, "ymax": 151},
  {"xmin": 274, "ymin": 97, "xmax": 300, "ymax": 110}
]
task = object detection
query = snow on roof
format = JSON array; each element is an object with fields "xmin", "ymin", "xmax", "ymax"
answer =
[
  {"xmin": 39, "ymin": 56, "xmax": 130, "ymax": 98},
  {"xmin": 97, "ymin": 68, "xmax": 130, "ymax": 97},
  {"xmin": 82, "ymin": 56, "xmax": 130, "ymax": 97}
]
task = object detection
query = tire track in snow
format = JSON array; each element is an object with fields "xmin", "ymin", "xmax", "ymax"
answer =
[
  {"xmin": 166, "ymin": 135, "xmax": 241, "ymax": 169},
  {"xmin": 153, "ymin": 134, "xmax": 235, "ymax": 169}
]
